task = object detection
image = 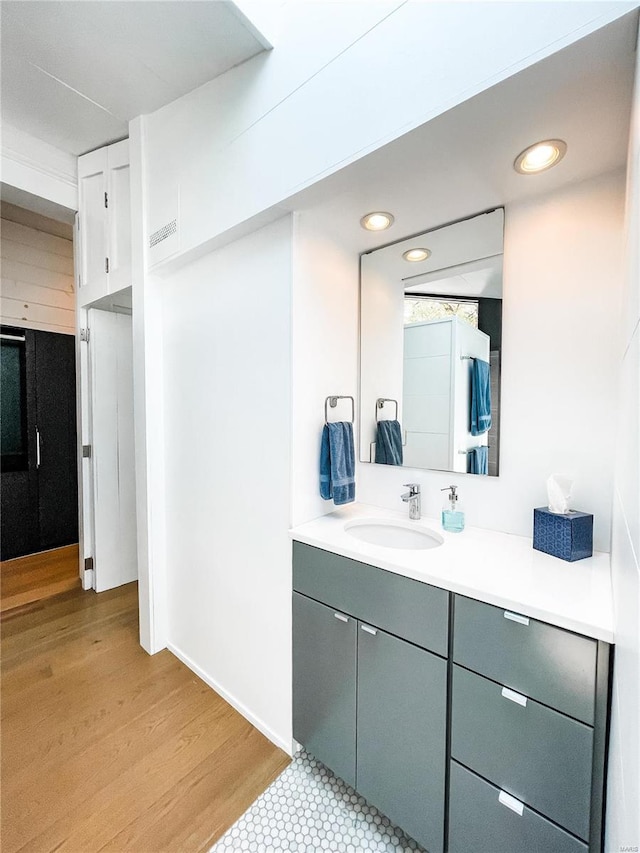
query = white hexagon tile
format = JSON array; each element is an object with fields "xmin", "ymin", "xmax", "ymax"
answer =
[{"xmin": 210, "ymin": 749, "xmax": 425, "ymax": 853}]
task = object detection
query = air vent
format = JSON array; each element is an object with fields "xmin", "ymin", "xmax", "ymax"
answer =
[{"xmin": 149, "ymin": 219, "xmax": 177, "ymax": 248}]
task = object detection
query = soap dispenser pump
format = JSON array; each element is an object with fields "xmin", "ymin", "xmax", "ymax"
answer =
[{"xmin": 441, "ymin": 485, "xmax": 465, "ymax": 533}]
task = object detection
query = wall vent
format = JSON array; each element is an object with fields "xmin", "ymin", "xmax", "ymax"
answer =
[{"xmin": 149, "ymin": 219, "xmax": 177, "ymax": 248}]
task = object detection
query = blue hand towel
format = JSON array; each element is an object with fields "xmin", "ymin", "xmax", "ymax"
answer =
[
  {"xmin": 471, "ymin": 358, "xmax": 492, "ymax": 436},
  {"xmin": 469, "ymin": 445, "xmax": 488, "ymax": 475},
  {"xmin": 320, "ymin": 421, "xmax": 355, "ymax": 505},
  {"xmin": 374, "ymin": 420, "xmax": 403, "ymax": 466}
]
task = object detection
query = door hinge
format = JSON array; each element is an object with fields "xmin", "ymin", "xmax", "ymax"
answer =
[
  {"xmin": 105, "ymin": 257, "xmax": 109, "ymax": 274},
  {"xmin": 84, "ymin": 556, "xmax": 94, "ymax": 571},
  {"xmin": 78, "ymin": 273, "xmax": 81, "ymax": 288},
  {"xmin": 82, "ymin": 444, "xmax": 92, "ymax": 458},
  {"xmin": 80, "ymin": 327, "xmax": 90, "ymax": 343},
  {"xmin": 104, "ymin": 192, "xmax": 108, "ymax": 209}
]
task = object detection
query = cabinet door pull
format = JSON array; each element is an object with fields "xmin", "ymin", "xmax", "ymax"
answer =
[
  {"xmin": 504, "ymin": 610, "xmax": 529, "ymax": 626},
  {"xmin": 361, "ymin": 625, "xmax": 377, "ymax": 636},
  {"xmin": 36, "ymin": 427, "xmax": 41, "ymax": 468},
  {"xmin": 498, "ymin": 790, "xmax": 524, "ymax": 816},
  {"xmin": 333, "ymin": 612, "xmax": 349, "ymax": 623},
  {"xmin": 501, "ymin": 686, "xmax": 528, "ymax": 707}
]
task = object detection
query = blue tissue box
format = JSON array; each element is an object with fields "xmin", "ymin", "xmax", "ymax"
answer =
[{"xmin": 533, "ymin": 507, "xmax": 593, "ymax": 562}]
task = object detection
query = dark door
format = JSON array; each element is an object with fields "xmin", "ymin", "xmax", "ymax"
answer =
[
  {"xmin": 34, "ymin": 331, "xmax": 78, "ymax": 550},
  {"xmin": 0, "ymin": 328, "xmax": 39, "ymax": 559},
  {"xmin": 0, "ymin": 326, "xmax": 77, "ymax": 560}
]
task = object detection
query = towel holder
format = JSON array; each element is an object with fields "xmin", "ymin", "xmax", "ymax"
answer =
[
  {"xmin": 458, "ymin": 446, "xmax": 490, "ymax": 454},
  {"xmin": 460, "ymin": 355, "xmax": 476, "ymax": 361},
  {"xmin": 325, "ymin": 395, "xmax": 355, "ymax": 424},
  {"xmin": 375, "ymin": 397, "xmax": 398, "ymax": 422}
]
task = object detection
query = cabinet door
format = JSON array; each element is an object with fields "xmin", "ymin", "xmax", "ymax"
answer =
[
  {"xmin": 292, "ymin": 592, "xmax": 357, "ymax": 788},
  {"xmin": 106, "ymin": 139, "xmax": 131, "ymax": 295},
  {"xmin": 78, "ymin": 147, "xmax": 108, "ymax": 306},
  {"xmin": 357, "ymin": 624, "xmax": 447, "ymax": 853}
]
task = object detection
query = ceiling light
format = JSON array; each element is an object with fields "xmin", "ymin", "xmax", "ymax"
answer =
[
  {"xmin": 360, "ymin": 211, "xmax": 395, "ymax": 231},
  {"xmin": 403, "ymin": 248, "xmax": 431, "ymax": 262},
  {"xmin": 514, "ymin": 139, "xmax": 567, "ymax": 174}
]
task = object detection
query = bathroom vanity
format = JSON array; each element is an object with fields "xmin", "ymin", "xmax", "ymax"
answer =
[{"xmin": 290, "ymin": 505, "xmax": 613, "ymax": 853}]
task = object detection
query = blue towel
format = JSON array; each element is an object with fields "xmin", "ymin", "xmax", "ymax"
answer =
[
  {"xmin": 469, "ymin": 445, "xmax": 488, "ymax": 475},
  {"xmin": 374, "ymin": 420, "xmax": 403, "ymax": 466},
  {"xmin": 320, "ymin": 422, "xmax": 355, "ymax": 505},
  {"xmin": 471, "ymin": 358, "xmax": 492, "ymax": 436}
]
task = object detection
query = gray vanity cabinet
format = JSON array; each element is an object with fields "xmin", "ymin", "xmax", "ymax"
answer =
[{"xmin": 292, "ymin": 592, "xmax": 357, "ymax": 787}]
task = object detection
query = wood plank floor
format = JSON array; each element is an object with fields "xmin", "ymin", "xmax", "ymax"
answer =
[
  {"xmin": 1, "ymin": 583, "xmax": 290, "ymax": 853},
  {"xmin": 1, "ymin": 545, "xmax": 80, "ymax": 613}
]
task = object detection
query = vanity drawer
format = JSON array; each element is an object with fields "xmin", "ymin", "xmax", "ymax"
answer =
[
  {"xmin": 453, "ymin": 594, "xmax": 597, "ymax": 724},
  {"xmin": 448, "ymin": 761, "xmax": 588, "ymax": 853},
  {"xmin": 293, "ymin": 542, "xmax": 449, "ymax": 656},
  {"xmin": 451, "ymin": 665, "xmax": 593, "ymax": 840}
]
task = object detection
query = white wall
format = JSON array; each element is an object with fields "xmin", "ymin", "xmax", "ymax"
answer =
[
  {"xmin": 1, "ymin": 203, "xmax": 75, "ymax": 334},
  {"xmin": 291, "ymin": 212, "xmax": 359, "ymax": 526},
  {"xmin": 160, "ymin": 215, "xmax": 292, "ymax": 750},
  {"xmin": 606, "ymin": 28, "xmax": 640, "ymax": 852},
  {"xmin": 143, "ymin": 1, "xmax": 635, "ymax": 269},
  {"xmin": 294, "ymin": 172, "xmax": 625, "ymax": 553}
]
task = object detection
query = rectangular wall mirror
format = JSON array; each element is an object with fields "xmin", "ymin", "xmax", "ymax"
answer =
[{"xmin": 359, "ymin": 208, "xmax": 503, "ymax": 476}]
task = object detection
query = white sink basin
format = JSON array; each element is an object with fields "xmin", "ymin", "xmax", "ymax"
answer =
[{"xmin": 344, "ymin": 518, "xmax": 444, "ymax": 550}]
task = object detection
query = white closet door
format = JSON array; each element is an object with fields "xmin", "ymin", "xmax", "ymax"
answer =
[
  {"xmin": 106, "ymin": 139, "xmax": 131, "ymax": 295},
  {"xmin": 78, "ymin": 148, "xmax": 108, "ymax": 306},
  {"xmin": 89, "ymin": 308, "xmax": 137, "ymax": 592}
]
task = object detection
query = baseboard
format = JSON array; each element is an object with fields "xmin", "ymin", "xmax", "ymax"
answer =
[{"xmin": 167, "ymin": 642, "xmax": 293, "ymax": 756}]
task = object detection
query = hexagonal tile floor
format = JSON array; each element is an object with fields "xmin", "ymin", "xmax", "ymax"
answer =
[{"xmin": 210, "ymin": 749, "xmax": 425, "ymax": 852}]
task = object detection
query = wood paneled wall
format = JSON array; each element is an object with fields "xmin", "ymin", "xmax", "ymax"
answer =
[{"xmin": 1, "ymin": 203, "xmax": 75, "ymax": 335}]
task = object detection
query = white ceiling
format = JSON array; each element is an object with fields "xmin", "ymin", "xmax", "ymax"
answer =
[
  {"xmin": 0, "ymin": 1, "xmax": 268, "ymax": 156},
  {"xmin": 290, "ymin": 11, "xmax": 639, "ymax": 256}
]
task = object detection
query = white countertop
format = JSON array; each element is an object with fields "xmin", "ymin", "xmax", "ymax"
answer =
[{"xmin": 289, "ymin": 503, "xmax": 614, "ymax": 643}]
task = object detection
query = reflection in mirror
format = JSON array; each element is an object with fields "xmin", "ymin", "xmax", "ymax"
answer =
[{"xmin": 359, "ymin": 209, "xmax": 503, "ymax": 476}]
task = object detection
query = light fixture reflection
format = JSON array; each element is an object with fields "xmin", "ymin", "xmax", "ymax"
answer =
[
  {"xmin": 360, "ymin": 211, "xmax": 395, "ymax": 231},
  {"xmin": 402, "ymin": 248, "xmax": 431, "ymax": 262},
  {"xmin": 514, "ymin": 139, "xmax": 567, "ymax": 174}
]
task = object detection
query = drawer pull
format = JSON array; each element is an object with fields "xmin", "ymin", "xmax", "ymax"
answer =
[
  {"xmin": 334, "ymin": 613, "xmax": 349, "ymax": 623},
  {"xmin": 361, "ymin": 624, "xmax": 377, "ymax": 636},
  {"xmin": 504, "ymin": 610, "xmax": 530, "ymax": 626},
  {"xmin": 501, "ymin": 686, "xmax": 528, "ymax": 707},
  {"xmin": 499, "ymin": 790, "xmax": 524, "ymax": 815}
]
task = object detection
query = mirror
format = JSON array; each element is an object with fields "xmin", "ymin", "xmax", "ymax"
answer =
[{"xmin": 359, "ymin": 208, "xmax": 503, "ymax": 476}]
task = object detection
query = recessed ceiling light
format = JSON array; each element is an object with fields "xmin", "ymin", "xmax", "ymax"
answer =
[
  {"xmin": 360, "ymin": 211, "xmax": 395, "ymax": 231},
  {"xmin": 514, "ymin": 139, "xmax": 567, "ymax": 174},
  {"xmin": 402, "ymin": 248, "xmax": 431, "ymax": 262}
]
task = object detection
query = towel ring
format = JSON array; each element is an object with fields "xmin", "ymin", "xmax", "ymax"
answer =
[
  {"xmin": 325, "ymin": 395, "xmax": 355, "ymax": 424},
  {"xmin": 375, "ymin": 398, "xmax": 398, "ymax": 422}
]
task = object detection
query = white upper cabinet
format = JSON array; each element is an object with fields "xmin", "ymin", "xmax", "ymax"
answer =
[{"xmin": 77, "ymin": 139, "xmax": 131, "ymax": 306}]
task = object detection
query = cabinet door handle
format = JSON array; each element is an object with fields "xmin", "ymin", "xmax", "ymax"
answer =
[
  {"xmin": 498, "ymin": 790, "xmax": 524, "ymax": 816},
  {"xmin": 504, "ymin": 610, "xmax": 529, "ymax": 626},
  {"xmin": 333, "ymin": 612, "xmax": 349, "ymax": 623},
  {"xmin": 36, "ymin": 427, "xmax": 41, "ymax": 468},
  {"xmin": 361, "ymin": 625, "xmax": 377, "ymax": 636},
  {"xmin": 501, "ymin": 686, "xmax": 528, "ymax": 707}
]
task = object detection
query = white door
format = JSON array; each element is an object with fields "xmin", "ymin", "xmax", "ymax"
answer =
[
  {"xmin": 78, "ymin": 147, "xmax": 108, "ymax": 306},
  {"xmin": 88, "ymin": 308, "xmax": 137, "ymax": 592},
  {"xmin": 106, "ymin": 139, "xmax": 131, "ymax": 295}
]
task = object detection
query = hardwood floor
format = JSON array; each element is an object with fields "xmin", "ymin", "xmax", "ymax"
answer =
[
  {"xmin": 1, "ymin": 545, "xmax": 80, "ymax": 613},
  {"xmin": 1, "ymin": 583, "xmax": 290, "ymax": 853}
]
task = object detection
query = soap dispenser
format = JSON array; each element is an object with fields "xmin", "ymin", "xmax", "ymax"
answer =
[{"xmin": 441, "ymin": 485, "xmax": 464, "ymax": 532}]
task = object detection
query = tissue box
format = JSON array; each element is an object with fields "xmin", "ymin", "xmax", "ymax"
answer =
[{"xmin": 533, "ymin": 507, "xmax": 593, "ymax": 562}]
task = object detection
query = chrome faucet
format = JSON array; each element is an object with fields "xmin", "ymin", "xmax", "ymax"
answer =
[{"xmin": 401, "ymin": 483, "xmax": 421, "ymax": 520}]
